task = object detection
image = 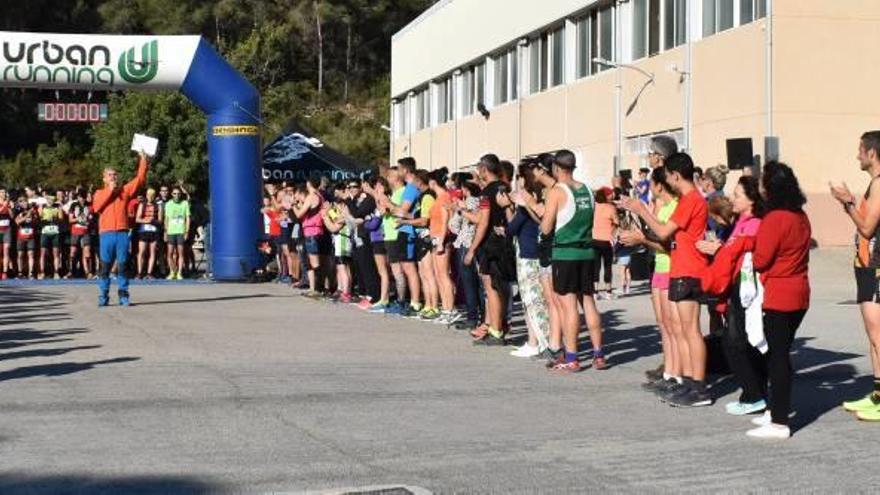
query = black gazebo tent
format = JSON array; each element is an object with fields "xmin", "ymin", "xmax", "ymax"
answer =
[{"xmin": 262, "ymin": 124, "xmax": 376, "ymax": 183}]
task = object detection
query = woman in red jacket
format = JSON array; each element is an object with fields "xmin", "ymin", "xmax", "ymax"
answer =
[
  {"xmin": 747, "ymin": 162, "xmax": 811, "ymax": 440},
  {"xmin": 698, "ymin": 177, "xmax": 767, "ymax": 416}
]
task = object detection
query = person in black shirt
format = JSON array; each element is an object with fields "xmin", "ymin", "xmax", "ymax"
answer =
[
  {"xmin": 342, "ymin": 178, "xmax": 381, "ymax": 306},
  {"xmin": 468, "ymin": 153, "xmax": 516, "ymax": 346}
]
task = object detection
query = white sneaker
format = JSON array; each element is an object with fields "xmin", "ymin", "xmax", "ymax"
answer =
[
  {"xmin": 751, "ymin": 411, "xmax": 771, "ymax": 426},
  {"xmin": 746, "ymin": 423, "xmax": 790, "ymax": 440},
  {"xmin": 510, "ymin": 344, "xmax": 540, "ymax": 358}
]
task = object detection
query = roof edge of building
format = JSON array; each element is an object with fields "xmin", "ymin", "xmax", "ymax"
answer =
[{"xmin": 392, "ymin": 0, "xmax": 456, "ymax": 43}]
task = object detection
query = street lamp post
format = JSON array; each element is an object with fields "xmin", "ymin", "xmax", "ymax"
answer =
[{"xmin": 593, "ymin": 57, "xmax": 655, "ymax": 175}]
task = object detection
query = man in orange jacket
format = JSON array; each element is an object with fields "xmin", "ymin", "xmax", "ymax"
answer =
[{"xmin": 92, "ymin": 151, "xmax": 149, "ymax": 306}]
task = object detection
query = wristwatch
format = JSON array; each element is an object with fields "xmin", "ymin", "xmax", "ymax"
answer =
[{"xmin": 845, "ymin": 200, "xmax": 856, "ymax": 211}]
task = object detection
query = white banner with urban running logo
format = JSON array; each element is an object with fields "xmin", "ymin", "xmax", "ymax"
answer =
[{"xmin": 0, "ymin": 32, "xmax": 200, "ymax": 90}]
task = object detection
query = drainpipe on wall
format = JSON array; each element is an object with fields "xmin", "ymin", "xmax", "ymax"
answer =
[
  {"xmin": 517, "ymin": 38, "xmax": 527, "ymax": 164},
  {"xmin": 684, "ymin": 13, "xmax": 693, "ymax": 153},
  {"xmin": 613, "ymin": 0, "xmax": 623, "ymax": 175},
  {"xmin": 766, "ymin": 0, "xmax": 774, "ymax": 136},
  {"xmin": 389, "ymin": 99, "xmax": 395, "ymax": 166},
  {"xmin": 453, "ymin": 69, "xmax": 460, "ymax": 172}
]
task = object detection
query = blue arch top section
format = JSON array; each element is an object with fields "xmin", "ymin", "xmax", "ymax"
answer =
[{"xmin": 180, "ymin": 39, "xmax": 262, "ymax": 281}]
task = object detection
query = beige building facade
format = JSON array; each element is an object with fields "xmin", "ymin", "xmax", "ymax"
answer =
[{"xmin": 390, "ymin": 0, "xmax": 880, "ymax": 246}]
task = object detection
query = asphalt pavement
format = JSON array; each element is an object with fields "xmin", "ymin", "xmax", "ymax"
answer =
[{"xmin": 0, "ymin": 248, "xmax": 878, "ymax": 494}]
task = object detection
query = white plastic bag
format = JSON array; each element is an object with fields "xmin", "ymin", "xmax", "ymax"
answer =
[{"xmin": 740, "ymin": 252, "xmax": 768, "ymax": 354}]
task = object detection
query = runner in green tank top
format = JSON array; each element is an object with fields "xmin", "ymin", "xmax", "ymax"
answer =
[
  {"xmin": 539, "ymin": 150, "xmax": 605, "ymax": 373},
  {"xmin": 552, "ymin": 182, "xmax": 596, "ymax": 261}
]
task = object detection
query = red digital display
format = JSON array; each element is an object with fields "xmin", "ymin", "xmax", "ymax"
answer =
[{"xmin": 38, "ymin": 103, "xmax": 108, "ymax": 123}]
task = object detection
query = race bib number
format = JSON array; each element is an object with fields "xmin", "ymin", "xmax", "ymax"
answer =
[
  {"xmin": 170, "ymin": 217, "xmax": 185, "ymax": 228},
  {"xmin": 20, "ymin": 227, "xmax": 33, "ymax": 236},
  {"xmin": 0, "ymin": 219, "xmax": 9, "ymax": 227},
  {"xmin": 42, "ymin": 225, "xmax": 59, "ymax": 235},
  {"xmin": 141, "ymin": 224, "xmax": 158, "ymax": 233}
]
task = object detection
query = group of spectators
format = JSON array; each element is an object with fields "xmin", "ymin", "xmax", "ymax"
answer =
[
  {"xmin": 0, "ymin": 181, "xmax": 204, "ymax": 281},
  {"xmin": 260, "ymin": 133, "xmax": 827, "ymax": 440}
]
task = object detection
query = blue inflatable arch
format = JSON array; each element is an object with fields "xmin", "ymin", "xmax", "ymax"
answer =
[{"xmin": 0, "ymin": 32, "xmax": 262, "ymax": 280}]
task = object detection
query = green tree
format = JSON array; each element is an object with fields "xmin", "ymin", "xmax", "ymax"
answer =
[{"xmin": 88, "ymin": 92, "xmax": 207, "ymax": 197}]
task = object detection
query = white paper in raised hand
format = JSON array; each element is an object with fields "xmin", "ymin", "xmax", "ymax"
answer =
[{"xmin": 131, "ymin": 133, "xmax": 159, "ymax": 157}]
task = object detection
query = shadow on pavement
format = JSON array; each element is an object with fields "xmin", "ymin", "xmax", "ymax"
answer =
[
  {"xmin": 0, "ymin": 287, "xmax": 141, "ymax": 382},
  {"xmin": 575, "ymin": 309, "xmax": 662, "ymax": 367},
  {"xmin": 0, "ymin": 345, "xmax": 102, "ymax": 362},
  {"xmin": 0, "ymin": 473, "xmax": 225, "ymax": 495},
  {"xmin": 131, "ymin": 293, "xmax": 279, "ymax": 306},
  {"xmin": 0, "ymin": 357, "xmax": 141, "ymax": 382}
]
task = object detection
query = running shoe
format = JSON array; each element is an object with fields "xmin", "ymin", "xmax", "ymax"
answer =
[
  {"xmin": 549, "ymin": 360, "xmax": 581, "ymax": 373},
  {"xmin": 98, "ymin": 295, "xmax": 109, "ymax": 307},
  {"xmin": 655, "ymin": 381, "xmax": 689, "ymax": 402},
  {"xmin": 668, "ymin": 388, "xmax": 713, "ymax": 408},
  {"xmin": 470, "ymin": 323, "xmax": 489, "ymax": 340},
  {"xmin": 746, "ymin": 424, "xmax": 790, "ymax": 439},
  {"xmin": 176, "ymin": 272, "xmax": 184, "ymax": 280},
  {"xmin": 510, "ymin": 344, "xmax": 541, "ymax": 358},
  {"xmin": 641, "ymin": 377, "xmax": 669, "ymax": 392},
  {"xmin": 419, "ymin": 308, "xmax": 441, "ymax": 321},
  {"xmin": 440, "ymin": 311, "xmax": 464, "ymax": 326},
  {"xmin": 53, "ymin": 274, "xmax": 61, "ymax": 280},
  {"xmin": 384, "ymin": 302, "xmax": 404, "ymax": 316},
  {"xmin": 119, "ymin": 295, "xmax": 131, "ymax": 307},
  {"xmin": 473, "ymin": 331, "xmax": 505, "ymax": 346},
  {"xmin": 591, "ymin": 356, "xmax": 609, "ymax": 370},
  {"xmin": 357, "ymin": 297, "xmax": 373, "ymax": 310},
  {"xmin": 752, "ymin": 411, "xmax": 771, "ymax": 426},
  {"xmin": 725, "ymin": 400, "xmax": 767, "ymax": 416},
  {"xmin": 645, "ymin": 363, "xmax": 664, "ymax": 381},
  {"xmin": 368, "ymin": 302, "xmax": 389, "ymax": 313},
  {"xmin": 856, "ymin": 405, "xmax": 880, "ymax": 421},
  {"xmin": 533, "ymin": 347, "xmax": 558, "ymax": 361},
  {"xmin": 843, "ymin": 393, "xmax": 880, "ymax": 413},
  {"xmin": 338, "ymin": 293, "xmax": 353, "ymax": 304},
  {"xmin": 303, "ymin": 290, "xmax": 323, "ymax": 299},
  {"xmin": 544, "ymin": 349, "xmax": 565, "ymax": 368},
  {"xmin": 166, "ymin": 271, "xmax": 176, "ymax": 280}
]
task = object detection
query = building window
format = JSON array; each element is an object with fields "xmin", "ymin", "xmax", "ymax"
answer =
[
  {"xmin": 634, "ymin": 0, "xmax": 663, "ymax": 60},
  {"xmin": 475, "ymin": 62, "xmax": 486, "ymax": 108},
  {"xmin": 528, "ymin": 34, "xmax": 549, "ymax": 94},
  {"xmin": 436, "ymin": 77, "xmax": 453, "ymax": 125},
  {"xmin": 718, "ymin": 0, "xmax": 734, "ymax": 31},
  {"xmin": 414, "ymin": 87, "xmax": 430, "ymax": 131},
  {"xmin": 510, "ymin": 47, "xmax": 518, "ymax": 101},
  {"xmin": 550, "ymin": 26, "xmax": 565, "ymax": 87},
  {"xmin": 493, "ymin": 52, "xmax": 508, "ymax": 105},
  {"xmin": 393, "ymin": 100, "xmax": 407, "ymax": 136},
  {"xmin": 461, "ymin": 68, "xmax": 474, "ymax": 117},
  {"xmin": 704, "ymin": 0, "xmax": 762, "ymax": 37},
  {"xmin": 755, "ymin": 0, "xmax": 767, "ymax": 18},
  {"xmin": 598, "ymin": 5, "xmax": 613, "ymax": 71},
  {"xmin": 493, "ymin": 47, "xmax": 517, "ymax": 106},
  {"xmin": 633, "ymin": 0, "xmax": 648, "ymax": 60},
  {"xmin": 576, "ymin": 16, "xmax": 591, "ymax": 78},
  {"xmin": 663, "ymin": 0, "xmax": 687, "ymax": 50}
]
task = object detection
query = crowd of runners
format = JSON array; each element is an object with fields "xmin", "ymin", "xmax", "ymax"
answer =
[
  {"xmin": 0, "ymin": 177, "xmax": 206, "ymax": 281},
  {"xmin": 259, "ymin": 131, "xmax": 880, "ymax": 439}
]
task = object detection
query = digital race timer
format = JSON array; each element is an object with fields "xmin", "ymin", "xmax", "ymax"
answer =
[{"xmin": 37, "ymin": 102, "xmax": 108, "ymax": 123}]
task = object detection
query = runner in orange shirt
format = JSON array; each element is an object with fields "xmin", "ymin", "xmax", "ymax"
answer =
[{"xmin": 92, "ymin": 151, "xmax": 149, "ymax": 306}]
